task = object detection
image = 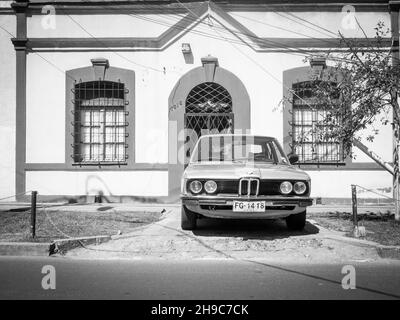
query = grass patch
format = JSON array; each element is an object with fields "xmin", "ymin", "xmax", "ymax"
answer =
[
  {"xmin": 309, "ymin": 211, "xmax": 400, "ymax": 246},
  {"xmin": 0, "ymin": 208, "xmax": 163, "ymax": 243}
]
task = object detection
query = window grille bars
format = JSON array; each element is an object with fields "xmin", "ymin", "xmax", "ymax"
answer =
[
  {"xmin": 291, "ymin": 81, "xmax": 345, "ymax": 165},
  {"xmin": 184, "ymin": 82, "xmax": 234, "ymax": 160},
  {"xmin": 72, "ymin": 80, "xmax": 128, "ymax": 164}
]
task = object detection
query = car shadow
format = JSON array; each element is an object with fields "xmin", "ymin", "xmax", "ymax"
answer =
[{"xmin": 193, "ymin": 218, "xmax": 319, "ymax": 240}]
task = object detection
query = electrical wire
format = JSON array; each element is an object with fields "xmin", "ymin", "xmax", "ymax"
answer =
[
  {"xmin": 174, "ymin": 0, "xmax": 350, "ymax": 156},
  {"xmin": 163, "ymin": 8, "xmax": 340, "ymax": 46},
  {"xmin": 281, "ymin": 10, "xmax": 340, "ymax": 38},
  {"xmin": 0, "ymin": 3, "xmax": 390, "ymax": 151},
  {"xmin": 66, "ymin": 14, "xmax": 178, "ymax": 75},
  {"xmin": 78, "ymin": 0, "xmax": 341, "ymax": 58}
]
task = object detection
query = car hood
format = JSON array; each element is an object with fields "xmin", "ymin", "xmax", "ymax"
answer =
[{"xmin": 184, "ymin": 162, "xmax": 310, "ymax": 180}]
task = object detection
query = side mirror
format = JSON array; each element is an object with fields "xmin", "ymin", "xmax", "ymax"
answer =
[{"xmin": 288, "ymin": 153, "xmax": 299, "ymax": 164}]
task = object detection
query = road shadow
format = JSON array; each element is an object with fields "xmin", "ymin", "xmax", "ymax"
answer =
[{"xmin": 193, "ymin": 218, "xmax": 319, "ymax": 240}]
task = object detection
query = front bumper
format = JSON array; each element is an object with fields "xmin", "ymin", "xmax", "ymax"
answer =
[{"xmin": 181, "ymin": 195, "xmax": 313, "ymax": 219}]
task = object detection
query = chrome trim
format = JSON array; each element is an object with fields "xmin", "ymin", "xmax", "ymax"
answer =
[
  {"xmin": 238, "ymin": 178, "xmax": 260, "ymax": 197},
  {"xmin": 182, "ymin": 195, "xmax": 313, "ymax": 202}
]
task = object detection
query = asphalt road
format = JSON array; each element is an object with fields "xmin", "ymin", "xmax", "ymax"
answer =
[{"xmin": 0, "ymin": 256, "xmax": 399, "ymax": 299}]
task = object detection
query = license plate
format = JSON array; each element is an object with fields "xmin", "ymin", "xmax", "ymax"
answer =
[{"xmin": 233, "ymin": 201, "xmax": 266, "ymax": 212}]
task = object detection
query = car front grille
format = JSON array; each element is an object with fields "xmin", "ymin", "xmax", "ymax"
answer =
[
  {"xmin": 239, "ymin": 178, "xmax": 259, "ymax": 196},
  {"xmin": 187, "ymin": 179, "xmax": 309, "ymax": 196}
]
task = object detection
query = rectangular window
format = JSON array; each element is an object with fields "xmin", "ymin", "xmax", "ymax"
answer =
[
  {"xmin": 292, "ymin": 82, "xmax": 344, "ymax": 164},
  {"xmin": 73, "ymin": 81, "xmax": 128, "ymax": 164}
]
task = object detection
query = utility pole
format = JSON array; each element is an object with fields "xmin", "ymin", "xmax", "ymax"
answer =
[{"xmin": 390, "ymin": 1, "xmax": 400, "ymax": 222}]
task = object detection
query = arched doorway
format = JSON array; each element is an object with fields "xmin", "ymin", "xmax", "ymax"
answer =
[
  {"xmin": 184, "ymin": 82, "xmax": 234, "ymax": 162},
  {"xmin": 168, "ymin": 56, "xmax": 250, "ymax": 197}
]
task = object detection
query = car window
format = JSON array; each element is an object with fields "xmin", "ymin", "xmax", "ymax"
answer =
[
  {"xmin": 272, "ymin": 140, "xmax": 289, "ymax": 164},
  {"xmin": 191, "ymin": 136, "xmax": 285, "ymax": 164}
]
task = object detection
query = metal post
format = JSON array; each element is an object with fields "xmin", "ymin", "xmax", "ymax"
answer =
[
  {"xmin": 30, "ymin": 191, "xmax": 37, "ymax": 238},
  {"xmin": 390, "ymin": 5, "xmax": 400, "ymax": 222},
  {"xmin": 351, "ymin": 185, "xmax": 358, "ymax": 227}
]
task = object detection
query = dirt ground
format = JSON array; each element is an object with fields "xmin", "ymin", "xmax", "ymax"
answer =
[
  {"xmin": 0, "ymin": 206, "xmax": 163, "ymax": 242},
  {"xmin": 309, "ymin": 211, "xmax": 400, "ymax": 246},
  {"xmin": 65, "ymin": 207, "xmax": 386, "ymax": 263}
]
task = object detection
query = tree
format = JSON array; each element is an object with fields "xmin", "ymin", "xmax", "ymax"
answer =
[{"xmin": 289, "ymin": 22, "xmax": 400, "ymax": 221}]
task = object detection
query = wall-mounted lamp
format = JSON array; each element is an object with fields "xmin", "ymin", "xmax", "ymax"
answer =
[{"xmin": 181, "ymin": 43, "xmax": 192, "ymax": 54}]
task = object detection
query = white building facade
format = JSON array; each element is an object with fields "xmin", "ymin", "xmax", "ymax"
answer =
[{"xmin": 0, "ymin": 0, "xmax": 395, "ymax": 202}]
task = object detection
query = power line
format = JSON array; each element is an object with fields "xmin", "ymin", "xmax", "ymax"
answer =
[
  {"xmin": 228, "ymin": 12, "xmax": 339, "ymax": 45},
  {"xmin": 144, "ymin": 13, "xmax": 330, "ymax": 53},
  {"xmin": 61, "ymin": 0, "xmax": 374, "ymax": 63},
  {"xmin": 137, "ymin": 4, "xmax": 339, "ymax": 53},
  {"xmin": 165, "ymin": 9, "xmax": 338, "ymax": 45},
  {"xmin": 79, "ymin": 0, "xmax": 329, "ymax": 58},
  {"xmin": 174, "ymin": 0, "xmax": 348, "ymax": 148},
  {"xmin": 282, "ymin": 11, "xmax": 339, "ymax": 38},
  {"xmin": 66, "ymin": 14, "xmax": 177, "ymax": 75},
  {"xmin": 173, "ymin": 0, "xmax": 330, "ymax": 111},
  {"xmin": 0, "ymin": 23, "xmax": 79, "ymax": 82},
  {"xmin": 131, "ymin": 6, "xmax": 375, "ymax": 63},
  {"xmin": 133, "ymin": 14, "xmax": 312, "ymax": 57},
  {"xmin": 0, "ymin": 24, "xmax": 14, "ymax": 37}
]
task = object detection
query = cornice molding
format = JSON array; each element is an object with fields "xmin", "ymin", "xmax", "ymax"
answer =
[
  {"xmin": 11, "ymin": 1, "xmax": 29, "ymax": 13},
  {"xmin": 11, "ymin": 38, "xmax": 28, "ymax": 50},
  {"xmin": 389, "ymin": 1, "xmax": 400, "ymax": 10},
  {"xmin": 12, "ymin": 1, "xmax": 394, "ymax": 52},
  {"xmin": 13, "ymin": 1, "xmax": 390, "ymax": 14}
]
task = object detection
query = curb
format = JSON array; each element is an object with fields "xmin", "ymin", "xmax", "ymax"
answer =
[
  {"xmin": 50, "ymin": 235, "xmax": 111, "ymax": 255},
  {"xmin": 322, "ymin": 234, "xmax": 400, "ymax": 260},
  {"xmin": 0, "ymin": 242, "xmax": 50, "ymax": 256},
  {"xmin": 309, "ymin": 220, "xmax": 400, "ymax": 260},
  {"xmin": 0, "ymin": 236, "xmax": 112, "ymax": 256}
]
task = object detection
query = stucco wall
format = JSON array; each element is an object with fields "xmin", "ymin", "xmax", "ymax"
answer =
[
  {"xmin": 230, "ymin": 11, "xmax": 390, "ymax": 38},
  {"xmin": 0, "ymin": 13, "xmax": 16, "ymax": 200},
  {"xmin": 26, "ymin": 171, "xmax": 168, "ymax": 196},
  {"xmin": 23, "ymin": 9, "xmax": 393, "ymax": 197}
]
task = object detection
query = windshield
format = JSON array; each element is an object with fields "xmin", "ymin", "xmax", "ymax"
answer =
[{"xmin": 190, "ymin": 135, "xmax": 289, "ymax": 164}]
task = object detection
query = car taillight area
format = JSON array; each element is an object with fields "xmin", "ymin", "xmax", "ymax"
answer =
[{"xmin": 186, "ymin": 179, "xmax": 310, "ymax": 196}]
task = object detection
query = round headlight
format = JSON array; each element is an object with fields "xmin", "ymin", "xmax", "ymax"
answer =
[
  {"xmin": 189, "ymin": 180, "xmax": 202, "ymax": 194},
  {"xmin": 280, "ymin": 181, "xmax": 293, "ymax": 194},
  {"xmin": 294, "ymin": 182, "xmax": 307, "ymax": 195},
  {"xmin": 204, "ymin": 180, "xmax": 217, "ymax": 194}
]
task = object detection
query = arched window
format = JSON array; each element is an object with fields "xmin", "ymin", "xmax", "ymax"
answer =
[
  {"xmin": 291, "ymin": 81, "xmax": 344, "ymax": 164},
  {"xmin": 185, "ymin": 82, "xmax": 233, "ymax": 140},
  {"xmin": 73, "ymin": 80, "xmax": 128, "ymax": 163},
  {"xmin": 185, "ymin": 82, "xmax": 232, "ymax": 113}
]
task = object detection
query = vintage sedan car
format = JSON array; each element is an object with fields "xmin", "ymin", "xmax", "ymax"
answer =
[{"xmin": 180, "ymin": 134, "xmax": 312, "ymax": 230}]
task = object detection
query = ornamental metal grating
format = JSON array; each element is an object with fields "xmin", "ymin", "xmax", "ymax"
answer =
[
  {"xmin": 184, "ymin": 82, "xmax": 234, "ymax": 160},
  {"xmin": 185, "ymin": 82, "xmax": 232, "ymax": 113},
  {"xmin": 291, "ymin": 81, "xmax": 344, "ymax": 165},
  {"xmin": 72, "ymin": 80, "xmax": 129, "ymax": 164},
  {"xmin": 185, "ymin": 113, "xmax": 234, "ymax": 137}
]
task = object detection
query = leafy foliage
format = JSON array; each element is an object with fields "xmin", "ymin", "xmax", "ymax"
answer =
[{"xmin": 294, "ymin": 22, "xmax": 398, "ymax": 158}]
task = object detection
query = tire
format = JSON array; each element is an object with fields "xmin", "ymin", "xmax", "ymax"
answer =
[
  {"xmin": 181, "ymin": 205, "xmax": 197, "ymax": 230},
  {"xmin": 286, "ymin": 210, "xmax": 306, "ymax": 231}
]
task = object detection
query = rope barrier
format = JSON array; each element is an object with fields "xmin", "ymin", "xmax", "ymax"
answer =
[
  {"xmin": 0, "ymin": 190, "xmax": 33, "ymax": 202},
  {"xmin": 42, "ymin": 203, "xmax": 73, "ymax": 239},
  {"xmin": 352, "ymin": 184, "xmax": 397, "ymax": 203}
]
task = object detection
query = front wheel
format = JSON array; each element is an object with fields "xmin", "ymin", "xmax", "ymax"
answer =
[
  {"xmin": 181, "ymin": 205, "xmax": 197, "ymax": 230},
  {"xmin": 286, "ymin": 210, "xmax": 306, "ymax": 231}
]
